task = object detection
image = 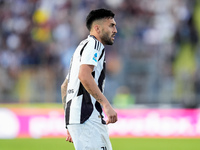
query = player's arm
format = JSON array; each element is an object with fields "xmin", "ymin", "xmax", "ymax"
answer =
[
  {"xmin": 61, "ymin": 78, "xmax": 68, "ymax": 110},
  {"xmin": 78, "ymin": 64, "xmax": 117, "ymax": 124},
  {"xmin": 61, "ymin": 78, "xmax": 73, "ymax": 143}
]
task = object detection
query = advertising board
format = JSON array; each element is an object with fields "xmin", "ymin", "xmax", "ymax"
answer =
[{"xmin": 0, "ymin": 108, "xmax": 200, "ymax": 138}]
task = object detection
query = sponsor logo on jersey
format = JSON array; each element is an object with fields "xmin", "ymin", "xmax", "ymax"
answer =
[{"xmin": 68, "ymin": 89, "xmax": 74, "ymax": 94}]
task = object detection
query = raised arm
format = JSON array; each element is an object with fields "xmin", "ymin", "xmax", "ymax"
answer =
[{"xmin": 78, "ymin": 64, "xmax": 117, "ymax": 124}]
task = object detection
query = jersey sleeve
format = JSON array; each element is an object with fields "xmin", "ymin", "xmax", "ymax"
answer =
[
  {"xmin": 66, "ymin": 74, "xmax": 69, "ymax": 79},
  {"xmin": 80, "ymin": 40, "xmax": 101, "ymax": 67}
]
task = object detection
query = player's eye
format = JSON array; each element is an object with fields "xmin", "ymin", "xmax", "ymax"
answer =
[{"xmin": 110, "ymin": 24, "xmax": 115, "ymax": 28}]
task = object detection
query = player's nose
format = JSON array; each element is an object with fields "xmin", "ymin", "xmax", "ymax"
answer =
[{"xmin": 114, "ymin": 26, "xmax": 117, "ymax": 33}]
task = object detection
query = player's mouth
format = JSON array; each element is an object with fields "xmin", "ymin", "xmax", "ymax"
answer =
[{"xmin": 111, "ymin": 34, "xmax": 115, "ymax": 40}]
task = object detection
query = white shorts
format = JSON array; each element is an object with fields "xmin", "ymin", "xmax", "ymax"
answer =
[{"xmin": 67, "ymin": 119, "xmax": 112, "ymax": 150}]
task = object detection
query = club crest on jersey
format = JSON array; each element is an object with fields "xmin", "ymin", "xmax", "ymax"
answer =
[{"xmin": 93, "ymin": 53, "xmax": 97, "ymax": 62}]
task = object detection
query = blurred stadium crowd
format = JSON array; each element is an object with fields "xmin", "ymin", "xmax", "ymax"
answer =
[{"xmin": 0, "ymin": 0, "xmax": 200, "ymax": 108}]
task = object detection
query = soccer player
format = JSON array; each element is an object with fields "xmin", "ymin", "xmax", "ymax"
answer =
[{"xmin": 61, "ymin": 8, "xmax": 118, "ymax": 150}]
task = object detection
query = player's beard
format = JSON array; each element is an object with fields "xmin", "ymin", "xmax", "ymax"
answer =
[{"xmin": 101, "ymin": 31, "xmax": 114, "ymax": 45}]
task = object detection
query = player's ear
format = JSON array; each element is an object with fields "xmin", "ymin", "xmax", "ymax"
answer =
[{"xmin": 94, "ymin": 24, "xmax": 100, "ymax": 34}]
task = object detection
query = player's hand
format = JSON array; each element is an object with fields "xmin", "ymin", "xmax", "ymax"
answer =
[
  {"xmin": 103, "ymin": 103, "xmax": 118, "ymax": 124},
  {"xmin": 66, "ymin": 129, "xmax": 73, "ymax": 143}
]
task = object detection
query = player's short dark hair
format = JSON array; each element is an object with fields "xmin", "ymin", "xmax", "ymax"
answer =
[{"xmin": 86, "ymin": 8, "xmax": 115, "ymax": 31}]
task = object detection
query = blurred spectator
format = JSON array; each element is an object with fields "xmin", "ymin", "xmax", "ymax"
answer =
[
  {"xmin": 0, "ymin": 0, "xmax": 200, "ymax": 108},
  {"xmin": 113, "ymin": 86, "xmax": 135, "ymax": 109}
]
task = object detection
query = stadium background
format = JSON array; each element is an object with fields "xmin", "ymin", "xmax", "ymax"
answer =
[{"xmin": 0, "ymin": 0, "xmax": 200, "ymax": 149}]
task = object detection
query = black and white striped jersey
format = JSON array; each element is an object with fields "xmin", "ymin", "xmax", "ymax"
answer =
[{"xmin": 65, "ymin": 35, "xmax": 106, "ymax": 127}]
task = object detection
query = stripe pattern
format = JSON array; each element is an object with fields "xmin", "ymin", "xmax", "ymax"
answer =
[
  {"xmin": 94, "ymin": 40, "xmax": 101, "ymax": 51},
  {"xmin": 65, "ymin": 35, "xmax": 106, "ymax": 126}
]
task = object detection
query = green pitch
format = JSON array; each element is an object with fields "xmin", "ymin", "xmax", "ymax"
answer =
[{"xmin": 0, "ymin": 138, "xmax": 199, "ymax": 150}]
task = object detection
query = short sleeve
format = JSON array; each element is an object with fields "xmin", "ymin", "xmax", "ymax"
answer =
[{"xmin": 80, "ymin": 40, "xmax": 101, "ymax": 67}]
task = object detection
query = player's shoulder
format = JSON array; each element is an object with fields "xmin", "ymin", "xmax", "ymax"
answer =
[
  {"xmin": 79, "ymin": 38, "xmax": 89, "ymax": 47},
  {"xmin": 87, "ymin": 35, "xmax": 103, "ymax": 51}
]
